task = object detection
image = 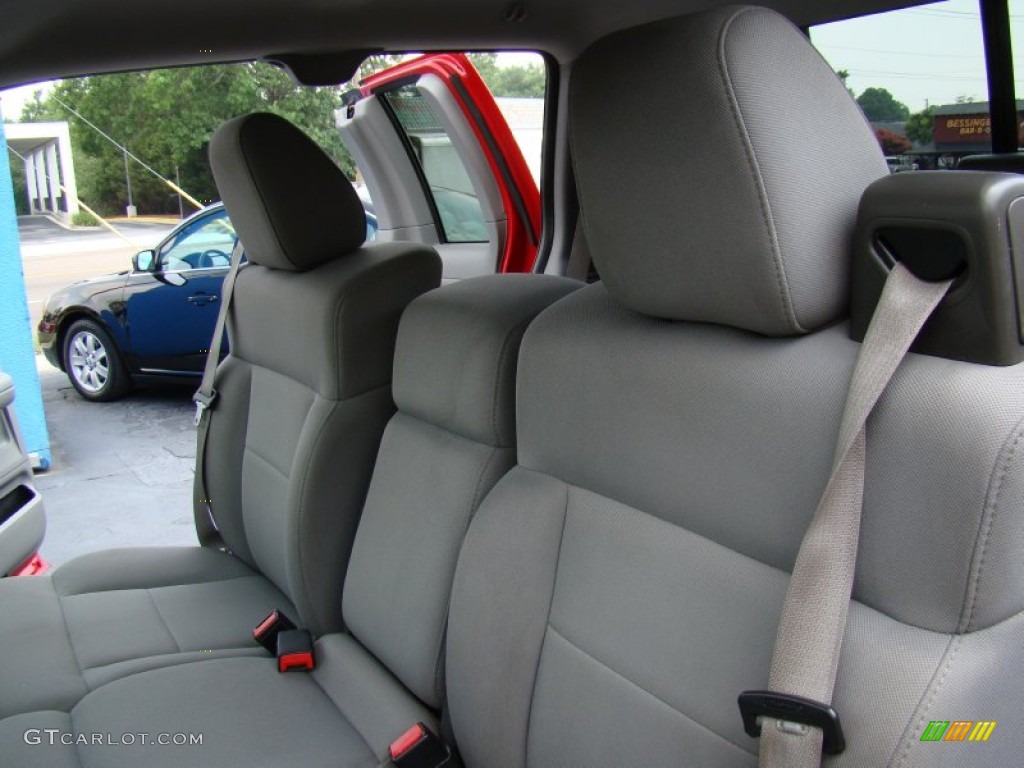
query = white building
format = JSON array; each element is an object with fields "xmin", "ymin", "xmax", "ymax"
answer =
[{"xmin": 4, "ymin": 121, "xmax": 79, "ymax": 219}]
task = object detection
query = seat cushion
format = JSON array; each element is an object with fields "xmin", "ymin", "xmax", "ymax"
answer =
[
  {"xmin": 445, "ymin": 282, "xmax": 1024, "ymax": 768},
  {"xmin": 0, "ymin": 546, "xmax": 295, "ymax": 718},
  {"xmin": 0, "ymin": 634, "xmax": 435, "ymax": 768}
]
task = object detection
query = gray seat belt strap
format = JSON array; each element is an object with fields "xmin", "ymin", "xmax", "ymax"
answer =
[
  {"xmin": 755, "ymin": 263, "xmax": 951, "ymax": 767},
  {"xmin": 192, "ymin": 237, "xmax": 245, "ymax": 549}
]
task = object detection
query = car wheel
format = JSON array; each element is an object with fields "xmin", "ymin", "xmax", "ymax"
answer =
[{"xmin": 63, "ymin": 319, "xmax": 132, "ymax": 402}]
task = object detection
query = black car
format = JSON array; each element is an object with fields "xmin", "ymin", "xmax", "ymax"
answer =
[{"xmin": 37, "ymin": 203, "xmax": 377, "ymax": 401}]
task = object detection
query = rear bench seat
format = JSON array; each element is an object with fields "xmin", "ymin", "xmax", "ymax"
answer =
[
  {"xmin": 0, "ymin": 271, "xmax": 578, "ymax": 764},
  {"xmin": 0, "ymin": 113, "xmax": 442, "ymax": 718},
  {"xmin": 7, "ymin": 6, "xmax": 1024, "ymax": 768}
]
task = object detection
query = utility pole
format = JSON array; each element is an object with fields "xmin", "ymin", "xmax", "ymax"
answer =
[
  {"xmin": 123, "ymin": 145, "xmax": 136, "ymax": 217},
  {"xmin": 53, "ymin": 95, "xmax": 203, "ymax": 211},
  {"xmin": 175, "ymin": 165, "xmax": 184, "ymax": 219}
]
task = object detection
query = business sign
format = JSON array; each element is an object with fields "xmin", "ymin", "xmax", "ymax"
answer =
[
  {"xmin": 933, "ymin": 114, "xmax": 992, "ymax": 143},
  {"xmin": 933, "ymin": 112, "xmax": 1024, "ymax": 146}
]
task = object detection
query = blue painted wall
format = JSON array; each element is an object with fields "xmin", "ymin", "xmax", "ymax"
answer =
[{"xmin": 0, "ymin": 111, "xmax": 51, "ymax": 468}]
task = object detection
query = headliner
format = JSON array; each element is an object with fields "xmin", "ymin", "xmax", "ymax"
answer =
[{"xmin": 0, "ymin": 0, "xmax": 925, "ymax": 90}]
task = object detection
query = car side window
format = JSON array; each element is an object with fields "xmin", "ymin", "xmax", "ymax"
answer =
[
  {"xmin": 382, "ymin": 85, "xmax": 489, "ymax": 243},
  {"xmin": 157, "ymin": 210, "xmax": 238, "ymax": 272},
  {"xmin": 810, "ymin": 0, "xmax": 986, "ymax": 170}
]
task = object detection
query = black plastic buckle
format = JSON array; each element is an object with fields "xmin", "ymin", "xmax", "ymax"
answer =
[
  {"xmin": 738, "ymin": 690, "xmax": 845, "ymax": 755},
  {"xmin": 252, "ymin": 609, "xmax": 296, "ymax": 654},
  {"xmin": 276, "ymin": 628, "xmax": 315, "ymax": 673},
  {"xmin": 389, "ymin": 723, "xmax": 450, "ymax": 768}
]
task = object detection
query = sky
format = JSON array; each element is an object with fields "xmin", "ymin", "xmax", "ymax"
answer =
[
  {"xmin": 812, "ymin": 0, "xmax": 1023, "ymax": 112},
  {"xmin": 2, "ymin": 3, "xmax": 1023, "ymax": 119},
  {"xmin": 0, "ymin": 52, "xmax": 544, "ymax": 123}
]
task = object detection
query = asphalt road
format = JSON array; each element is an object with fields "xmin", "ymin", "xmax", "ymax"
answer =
[
  {"xmin": 35, "ymin": 358, "xmax": 198, "ymax": 567},
  {"xmin": 14, "ymin": 216, "xmax": 195, "ymax": 567},
  {"xmin": 18, "ymin": 215, "xmax": 175, "ymax": 332}
]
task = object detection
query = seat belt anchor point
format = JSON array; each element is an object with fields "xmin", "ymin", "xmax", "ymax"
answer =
[
  {"xmin": 738, "ymin": 690, "xmax": 846, "ymax": 755},
  {"xmin": 193, "ymin": 389, "xmax": 218, "ymax": 426}
]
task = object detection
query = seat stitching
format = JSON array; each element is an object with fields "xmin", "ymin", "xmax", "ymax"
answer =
[
  {"xmin": 55, "ymin": 574, "xmax": 260, "ymax": 597},
  {"xmin": 54, "ymin": 592, "xmax": 87, "ymax": 686},
  {"xmin": 308, "ymin": 636, "xmax": 394, "ymax": 762},
  {"xmin": 330, "ymin": 249, "xmax": 429, "ymax": 400},
  {"xmin": 289, "ymin": 396, "xmax": 337, "ymax": 634},
  {"xmin": 544, "ymin": 623, "xmax": 755, "ymax": 757},
  {"xmin": 490, "ymin": 314, "xmax": 535, "ymax": 447},
  {"xmin": 244, "ymin": 442, "xmax": 291, "ymax": 480},
  {"xmin": 962, "ymin": 414, "xmax": 1024, "ymax": 632},
  {"xmin": 716, "ymin": 7, "xmax": 802, "ymax": 333},
  {"xmin": 431, "ymin": 445, "xmax": 505, "ymax": 704},
  {"xmin": 81, "ymin": 646, "xmax": 265, "ymax": 676},
  {"xmin": 522, "ymin": 481, "xmax": 570, "ymax": 763},
  {"xmin": 889, "ymin": 634, "xmax": 962, "ymax": 768},
  {"xmin": 68, "ymin": 709, "xmax": 87, "ymax": 768},
  {"xmin": 145, "ymin": 588, "xmax": 182, "ymax": 654}
]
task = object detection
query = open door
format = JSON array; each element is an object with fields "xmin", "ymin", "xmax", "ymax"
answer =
[
  {"xmin": 0, "ymin": 371, "xmax": 47, "ymax": 576},
  {"xmin": 338, "ymin": 53, "xmax": 541, "ymax": 280}
]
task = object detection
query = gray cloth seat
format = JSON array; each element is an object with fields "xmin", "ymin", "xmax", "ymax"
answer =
[
  {"xmin": 0, "ymin": 273, "xmax": 579, "ymax": 766},
  {"xmin": 0, "ymin": 112, "xmax": 441, "ymax": 719},
  {"xmin": 446, "ymin": 8, "xmax": 1024, "ymax": 768},
  {"xmin": 7, "ymin": 7, "xmax": 1024, "ymax": 768}
]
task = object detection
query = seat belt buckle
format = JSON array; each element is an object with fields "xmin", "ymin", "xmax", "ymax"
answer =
[
  {"xmin": 276, "ymin": 629, "xmax": 315, "ymax": 673},
  {"xmin": 388, "ymin": 723, "xmax": 451, "ymax": 768},
  {"xmin": 738, "ymin": 690, "xmax": 845, "ymax": 755},
  {"xmin": 252, "ymin": 608, "xmax": 296, "ymax": 654},
  {"xmin": 193, "ymin": 388, "xmax": 218, "ymax": 426}
]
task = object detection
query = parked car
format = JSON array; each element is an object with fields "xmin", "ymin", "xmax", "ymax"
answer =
[
  {"xmin": 37, "ymin": 203, "xmax": 378, "ymax": 401},
  {"xmin": 4, "ymin": 1, "xmax": 1023, "ymax": 766}
]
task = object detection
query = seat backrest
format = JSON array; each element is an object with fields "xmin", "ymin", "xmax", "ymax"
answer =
[
  {"xmin": 341, "ymin": 273, "xmax": 579, "ymax": 710},
  {"xmin": 204, "ymin": 112, "xmax": 442, "ymax": 635},
  {"xmin": 447, "ymin": 7, "xmax": 1024, "ymax": 767}
]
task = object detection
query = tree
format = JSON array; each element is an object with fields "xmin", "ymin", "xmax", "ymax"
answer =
[
  {"xmin": 20, "ymin": 63, "xmax": 352, "ymax": 215},
  {"xmin": 467, "ymin": 53, "xmax": 545, "ymax": 98},
  {"xmin": 876, "ymin": 127, "xmax": 911, "ymax": 155},
  {"xmin": 857, "ymin": 87, "xmax": 910, "ymax": 122},
  {"xmin": 905, "ymin": 106, "xmax": 935, "ymax": 146},
  {"xmin": 836, "ymin": 69, "xmax": 855, "ymax": 98},
  {"xmin": 13, "ymin": 53, "xmax": 546, "ymax": 217},
  {"xmin": 6, "ymin": 150, "xmax": 28, "ymax": 215},
  {"xmin": 356, "ymin": 53, "xmax": 545, "ymax": 97},
  {"xmin": 357, "ymin": 54, "xmax": 408, "ymax": 81}
]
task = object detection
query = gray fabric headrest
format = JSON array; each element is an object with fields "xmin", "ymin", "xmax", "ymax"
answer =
[
  {"xmin": 570, "ymin": 5, "xmax": 889, "ymax": 335},
  {"xmin": 209, "ymin": 112, "xmax": 365, "ymax": 272},
  {"xmin": 393, "ymin": 274, "xmax": 580, "ymax": 447}
]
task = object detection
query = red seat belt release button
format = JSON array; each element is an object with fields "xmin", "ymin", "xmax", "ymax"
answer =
[
  {"xmin": 253, "ymin": 608, "xmax": 296, "ymax": 654},
  {"xmin": 390, "ymin": 724, "xmax": 426, "ymax": 759},
  {"xmin": 276, "ymin": 629, "xmax": 315, "ymax": 673},
  {"xmin": 389, "ymin": 722, "xmax": 450, "ymax": 768}
]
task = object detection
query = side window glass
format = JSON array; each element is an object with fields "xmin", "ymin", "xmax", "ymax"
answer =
[
  {"xmin": 382, "ymin": 85, "xmax": 488, "ymax": 243},
  {"xmin": 157, "ymin": 210, "xmax": 237, "ymax": 272},
  {"xmin": 810, "ymin": 0, "xmax": 986, "ymax": 170}
]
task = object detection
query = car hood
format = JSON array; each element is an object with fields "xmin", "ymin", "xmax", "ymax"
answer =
[{"xmin": 45, "ymin": 271, "xmax": 131, "ymax": 310}]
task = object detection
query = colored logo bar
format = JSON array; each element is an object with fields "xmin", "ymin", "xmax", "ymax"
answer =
[{"xmin": 920, "ymin": 721, "xmax": 996, "ymax": 743}]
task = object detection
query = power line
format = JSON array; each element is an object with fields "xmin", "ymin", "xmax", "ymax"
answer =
[
  {"xmin": 6, "ymin": 144, "xmax": 142, "ymax": 247},
  {"xmin": 906, "ymin": 8, "xmax": 1024, "ymax": 20},
  {"xmin": 843, "ymin": 67, "xmax": 987, "ymax": 81},
  {"xmin": 817, "ymin": 43, "xmax": 985, "ymax": 59},
  {"xmin": 49, "ymin": 94, "xmax": 203, "ymax": 211}
]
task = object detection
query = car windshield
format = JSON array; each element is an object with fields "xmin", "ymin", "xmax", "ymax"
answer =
[{"xmin": 157, "ymin": 209, "xmax": 236, "ymax": 271}]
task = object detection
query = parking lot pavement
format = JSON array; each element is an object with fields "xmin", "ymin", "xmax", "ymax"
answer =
[
  {"xmin": 34, "ymin": 356, "xmax": 199, "ymax": 567},
  {"xmin": 19, "ymin": 215, "xmax": 178, "ymax": 332}
]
